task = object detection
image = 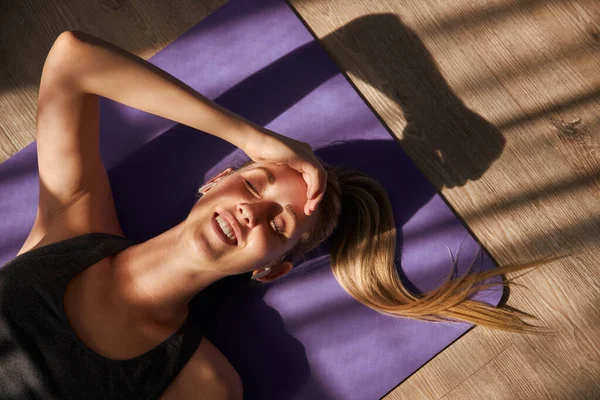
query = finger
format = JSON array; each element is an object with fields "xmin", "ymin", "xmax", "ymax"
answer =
[
  {"xmin": 306, "ymin": 171, "xmax": 327, "ymax": 213},
  {"xmin": 307, "ymin": 192, "xmax": 325, "ymax": 215},
  {"xmin": 312, "ymin": 191, "xmax": 326, "ymax": 209},
  {"xmin": 304, "ymin": 202, "xmax": 312, "ymax": 216},
  {"xmin": 303, "ymin": 163, "xmax": 321, "ymax": 199},
  {"xmin": 309, "ymin": 165, "xmax": 327, "ymax": 202},
  {"xmin": 303, "ymin": 172, "xmax": 314, "ymax": 215},
  {"xmin": 318, "ymin": 168, "xmax": 328, "ymax": 198}
]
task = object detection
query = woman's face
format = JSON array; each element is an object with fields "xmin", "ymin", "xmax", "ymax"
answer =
[{"xmin": 185, "ymin": 162, "xmax": 318, "ymax": 276}]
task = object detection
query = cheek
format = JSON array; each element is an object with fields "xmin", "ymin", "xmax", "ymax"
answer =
[{"xmin": 246, "ymin": 229, "xmax": 286, "ymax": 260}]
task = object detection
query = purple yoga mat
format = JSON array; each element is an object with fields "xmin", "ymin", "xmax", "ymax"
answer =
[{"xmin": 0, "ymin": 0, "xmax": 504, "ymax": 398}]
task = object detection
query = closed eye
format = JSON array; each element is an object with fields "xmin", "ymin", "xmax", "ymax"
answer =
[
  {"xmin": 244, "ymin": 180, "xmax": 287, "ymax": 239},
  {"xmin": 244, "ymin": 180, "xmax": 260, "ymax": 197},
  {"xmin": 245, "ymin": 179, "xmax": 286, "ymax": 237}
]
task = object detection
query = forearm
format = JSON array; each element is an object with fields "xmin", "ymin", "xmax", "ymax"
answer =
[{"xmin": 45, "ymin": 30, "xmax": 260, "ymax": 149}]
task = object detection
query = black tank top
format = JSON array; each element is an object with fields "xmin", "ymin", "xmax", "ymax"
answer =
[{"xmin": 0, "ymin": 233, "xmax": 205, "ymax": 400}]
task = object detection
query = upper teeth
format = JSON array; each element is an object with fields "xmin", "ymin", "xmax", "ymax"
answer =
[{"xmin": 216, "ymin": 214, "xmax": 236, "ymax": 243}]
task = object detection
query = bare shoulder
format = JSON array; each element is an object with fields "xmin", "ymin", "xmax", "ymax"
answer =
[{"xmin": 160, "ymin": 336, "xmax": 243, "ymax": 400}]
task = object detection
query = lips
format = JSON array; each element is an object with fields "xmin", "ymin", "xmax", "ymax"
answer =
[{"xmin": 212, "ymin": 211, "xmax": 241, "ymax": 246}]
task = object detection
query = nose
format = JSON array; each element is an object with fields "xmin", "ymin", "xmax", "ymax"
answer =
[{"xmin": 237, "ymin": 202, "xmax": 269, "ymax": 229}]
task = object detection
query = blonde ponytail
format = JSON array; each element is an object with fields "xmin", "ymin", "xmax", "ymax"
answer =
[{"xmin": 326, "ymin": 166, "xmax": 567, "ymax": 334}]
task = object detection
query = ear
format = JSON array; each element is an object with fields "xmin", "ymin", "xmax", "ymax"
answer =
[
  {"xmin": 199, "ymin": 168, "xmax": 234, "ymax": 195},
  {"xmin": 252, "ymin": 261, "xmax": 293, "ymax": 283}
]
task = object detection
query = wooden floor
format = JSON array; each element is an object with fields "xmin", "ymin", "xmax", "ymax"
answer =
[{"xmin": 1, "ymin": 0, "xmax": 599, "ymax": 399}]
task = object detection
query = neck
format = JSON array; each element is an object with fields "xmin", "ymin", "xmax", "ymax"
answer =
[{"xmin": 110, "ymin": 223, "xmax": 226, "ymax": 324}]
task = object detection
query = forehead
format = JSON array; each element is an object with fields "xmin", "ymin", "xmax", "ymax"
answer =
[{"xmin": 243, "ymin": 163, "xmax": 315, "ymax": 233}]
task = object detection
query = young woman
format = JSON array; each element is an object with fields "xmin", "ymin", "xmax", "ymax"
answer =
[{"xmin": 0, "ymin": 31, "xmax": 559, "ymax": 400}]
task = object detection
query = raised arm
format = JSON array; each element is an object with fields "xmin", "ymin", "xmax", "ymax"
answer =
[
  {"xmin": 44, "ymin": 31, "xmax": 261, "ymax": 149},
  {"xmin": 35, "ymin": 31, "xmax": 324, "ymax": 230}
]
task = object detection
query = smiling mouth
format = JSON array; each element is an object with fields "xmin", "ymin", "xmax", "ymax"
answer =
[{"xmin": 214, "ymin": 213, "xmax": 238, "ymax": 245}]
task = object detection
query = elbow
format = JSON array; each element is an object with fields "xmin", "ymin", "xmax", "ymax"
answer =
[
  {"xmin": 51, "ymin": 30, "xmax": 82, "ymax": 55},
  {"xmin": 54, "ymin": 30, "xmax": 107, "ymax": 52},
  {"xmin": 40, "ymin": 31, "xmax": 89, "ymax": 95},
  {"xmin": 54, "ymin": 30, "xmax": 93, "ymax": 47},
  {"xmin": 47, "ymin": 30, "xmax": 97, "ymax": 65},
  {"xmin": 43, "ymin": 31, "xmax": 81, "ymax": 77}
]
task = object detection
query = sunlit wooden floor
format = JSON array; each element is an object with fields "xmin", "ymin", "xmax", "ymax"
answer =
[{"xmin": 1, "ymin": 0, "xmax": 599, "ymax": 399}]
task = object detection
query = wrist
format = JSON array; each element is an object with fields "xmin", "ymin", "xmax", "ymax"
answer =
[{"xmin": 228, "ymin": 123, "xmax": 267, "ymax": 154}]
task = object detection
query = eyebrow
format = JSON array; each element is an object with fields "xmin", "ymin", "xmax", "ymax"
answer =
[
  {"xmin": 254, "ymin": 166, "xmax": 276, "ymax": 185},
  {"xmin": 253, "ymin": 166, "xmax": 299, "ymax": 232}
]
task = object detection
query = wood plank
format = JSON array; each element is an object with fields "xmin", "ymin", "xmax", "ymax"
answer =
[{"xmin": 1, "ymin": 0, "xmax": 599, "ymax": 399}]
